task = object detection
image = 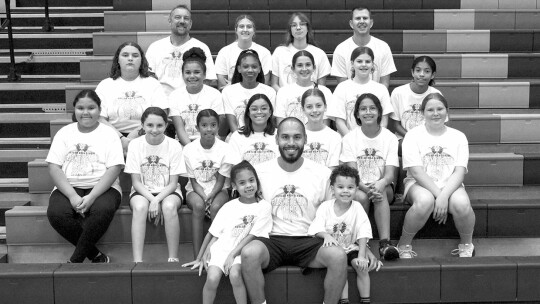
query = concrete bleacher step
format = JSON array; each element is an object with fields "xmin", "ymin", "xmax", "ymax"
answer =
[
  {"xmin": 0, "ymin": 112, "xmax": 70, "ymax": 138},
  {"xmin": 0, "ymin": 200, "xmax": 29, "ymax": 226},
  {"xmin": 0, "ymin": 55, "xmax": 84, "ymax": 78},
  {"xmin": 0, "ymin": 82, "xmax": 70, "ymax": 105},
  {"xmin": 104, "ymin": 9, "xmax": 540, "ymax": 32},
  {"xmin": 0, "ymin": 33, "xmax": 93, "ymax": 53},
  {"xmin": 1, "ymin": 255, "xmax": 540, "ymax": 303},
  {"xmin": 14, "ymin": 0, "xmax": 112, "ymax": 7},
  {"xmin": 2, "ymin": 12, "xmax": 104, "ymax": 27}
]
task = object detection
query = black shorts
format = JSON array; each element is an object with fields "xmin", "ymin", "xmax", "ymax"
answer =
[
  {"xmin": 256, "ymin": 235, "xmax": 324, "ymax": 273},
  {"xmin": 129, "ymin": 191, "xmax": 182, "ymax": 200},
  {"xmin": 347, "ymin": 250, "xmax": 359, "ymax": 266}
]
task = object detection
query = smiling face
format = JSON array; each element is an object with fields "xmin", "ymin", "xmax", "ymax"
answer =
[
  {"xmin": 248, "ymin": 98, "xmax": 272, "ymax": 128},
  {"xmin": 356, "ymin": 97, "xmax": 380, "ymax": 126},
  {"xmin": 196, "ymin": 115, "xmax": 219, "ymax": 141},
  {"xmin": 332, "ymin": 175, "xmax": 357, "ymax": 204},
  {"xmin": 237, "ymin": 55, "xmax": 261, "ymax": 84},
  {"xmin": 276, "ymin": 119, "xmax": 306, "ymax": 163},
  {"xmin": 412, "ymin": 60, "xmax": 435, "ymax": 88},
  {"xmin": 118, "ymin": 45, "xmax": 142, "ymax": 75},
  {"xmin": 423, "ymin": 99, "xmax": 448, "ymax": 128},
  {"xmin": 169, "ymin": 7, "xmax": 192, "ymax": 36},
  {"xmin": 290, "ymin": 16, "xmax": 308, "ymax": 40},
  {"xmin": 350, "ymin": 9, "xmax": 373, "ymax": 35},
  {"xmin": 143, "ymin": 113, "xmax": 167, "ymax": 141},
  {"xmin": 352, "ymin": 53, "xmax": 374, "ymax": 80},
  {"xmin": 233, "ymin": 169, "xmax": 259, "ymax": 200},
  {"xmin": 236, "ymin": 18, "xmax": 255, "ymax": 41},
  {"xmin": 303, "ymin": 95, "xmax": 326, "ymax": 123},
  {"xmin": 183, "ymin": 61, "xmax": 205, "ymax": 90},
  {"xmin": 75, "ymin": 97, "xmax": 101, "ymax": 131},
  {"xmin": 293, "ymin": 55, "xmax": 314, "ymax": 83}
]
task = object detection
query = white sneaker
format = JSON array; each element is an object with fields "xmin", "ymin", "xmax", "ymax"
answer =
[
  {"xmin": 398, "ymin": 245, "xmax": 417, "ymax": 259},
  {"xmin": 168, "ymin": 258, "xmax": 180, "ymax": 262},
  {"xmin": 451, "ymin": 243, "xmax": 475, "ymax": 257}
]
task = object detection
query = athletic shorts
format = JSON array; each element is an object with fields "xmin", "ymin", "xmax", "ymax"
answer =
[
  {"xmin": 255, "ymin": 235, "xmax": 323, "ymax": 273},
  {"xmin": 129, "ymin": 191, "xmax": 182, "ymax": 200}
]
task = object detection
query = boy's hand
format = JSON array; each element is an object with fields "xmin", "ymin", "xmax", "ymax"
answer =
[
  {"xmin": 355, "ymin": 256, "xmax": 369, "ymax": 272},
  {"xmin": 322, "ymin": 235, "xmax": 339, "ymax": 247}
]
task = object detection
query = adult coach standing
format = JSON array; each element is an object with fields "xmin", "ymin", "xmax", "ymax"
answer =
[
  {"xmin": 145, "ymin": 4, "xmax": 217, "ymax": 95},
  {"xmin": 241, "ymin": 118, "xmax": 378, "ymax": 304},
  {"xmin": 331, "ymin": 7, "xmax": 396, "ymax": 88}
]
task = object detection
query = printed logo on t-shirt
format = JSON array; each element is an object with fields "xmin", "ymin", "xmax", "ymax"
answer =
[
  {"xmin": 162, "ymin": 49, "xmax": 183, "ymax": 79},
  {"xmin": 180, "ymin": 104, "xmax": 200, "ymax": 137},
  {"xmin": 422, "ymin": 146, "xmax": 454, "ymax": 182},
  {"xmin": 116, "ymin": 91, "xmax": 145, "ymax": 120},
  {"xmin": 402, "ymin": 103, "xmax": 424, "ymax": 131},
  {"xmin": 231, "ymin": 214, "xmax": 255, "ymax": 248},
  {"xmin": 140, "ymin": 155, "xmax": 170, "ymax": 192},
  {"xmin": 65, "ymin": 143, "xmax": 99, "ymax": 176},
  {"xmin": 234, "ymin": 100, "xmax": 248, "ymax": 128},
  {"xmin": 303, "ymin": 142, "xmax": 329, "ymax": 165},
  {"xmin": 243, "ymin": 142, "xmax": 275, "ymax": 165},
  {"xmin": 271, "ymin": 184, "xmax": 308, "ymax": 221},
  {"xmin": 330, "ymin": 221, "xmax": 353, "ymax": 248},
  {"xmin": 286, "ymin": 96, "xmax": 307, "ymax": 123},
  {"xmin": 356, "ymin": 148, "xmax": 385, "ymax": 184},
  {"xmin": 193, "ymin": 159, "xmax": 218, "ymax": 183}
]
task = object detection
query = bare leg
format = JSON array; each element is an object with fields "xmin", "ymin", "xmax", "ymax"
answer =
[
  {"xmin": 203, "ymin": 266, "xmax": 222, "ymax": 304},
  {"xmin": 161, "ymin": 194, "xmax": 182, "ymax": 260},
  {"xmin": 130, "ymin": 196, "xmax": 149, "ymax": 263},
  {"xmin": 448, "ymin": 188, "xmax": 475, "ymax": 244},
  {"xmin": 308, "ymin": 245, "xmax": 347, "ymax": 304},
  {"xmin": 351, "ymin": 258, "xmax": 370, "ymax": 297},
  {"xmin": 373, "ymin": 189, "xmax": 391, "ymax": 240},
  {"xmin": 230, "ymin": 264, "xmax": 248, "ymax": 304},
  {"xmin": 241, "ymin": 240, "xmax": 270, "ymax": 304},
  {"xmin": 187, "ymin": 192, "xmax": 205, "ymax": 258},
  {"xmin": 398, "ymin": 185, "xmax": 435, "ymax": 246}
]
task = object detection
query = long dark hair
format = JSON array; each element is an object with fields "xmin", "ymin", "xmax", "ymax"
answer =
[
  {"xmin": 109, "ymin": 41, "xmax": 152, "ymax": 80},
  {"xmin": 239, "ymin": 93, "xmax": 275, "ymax": 137},
  {"xmin": 283, "ymin": 12, "xmax": 317, "ymax": 47},
  {"xmin": 231, "ymin": 49, "xmax": 265, "ymax": 84},
  {"xmin": 412, "ymin": 55, "xmax": 437, "ymax": 86}
]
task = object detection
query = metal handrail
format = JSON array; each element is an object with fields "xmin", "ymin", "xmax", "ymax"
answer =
[
  {"xmin": 42, "ymin": 0, "xmax": 53, "ymax": 31},
  {"xmin": 4, "ymin": 0, "xmax": 19, "ymax": 81}
]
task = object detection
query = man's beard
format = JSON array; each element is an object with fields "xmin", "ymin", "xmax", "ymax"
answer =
[{"xmin": 279, "ymin": 144, "xmax": 304, "ymax": 163}]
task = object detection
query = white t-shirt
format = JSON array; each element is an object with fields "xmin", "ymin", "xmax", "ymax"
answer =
[
  {"xmin": 183, "ymin": 138, "xmax": 239, "ymax": 194},
  {"xmin": 340, "ymin": 127, "xmax": 399, "ymax": 184},
  {"xmin": 145, "ymin": 36, "xmax": 217, "ymax": 95},
  {"xmin": 304, "ymin": 127, "xmax": 341, "ymax": 168},
  {"xmin": 390, "ymin": 84, "xmax": 443, "ymax": 133},
  {"xmin": 308, "ymin": 199, "xmax": 372, "ymax": 248},
  {"xmin": 46, "ymin": 123, "xmax": 124, "ymax": 193},
  {"xmin": 228, "ymin": 131, "xmax": 278, "ymax": 165},
  {"xmin": 332, "ymin": 79, "xmax": 393, "ymax": 131},
  {"xmin": 403, "ymin": 125, "xmax": 469, "ymax": 189},
  {"xmin": 168, "ymin": 84, "xmax": 223, "ymax": 140},
  {"xmin": 209, "ymin": 198, "xmax": 272, "ymax": 260},
  {"xmin": 272, "ymin": 44, "xmax": 331, "ymax": 87},
  {"xmin": 215, "ymin": 42, "xmax": 272, "ymax": 80},
  {"xmin": 96, "ymin": 76, "xmax": 169, "ymax": 134},
  {"xmin": 222, "ymin": 82, "xmax": 276, "ymax": 129},
  {"xmin": 331, "ymin": 36, "xmax": 396, "ymax": 82},
  {"xmin": 274, "ymin": 83, "xmax": 334, "ymax": 123},
  {"xmin": 124, "ymin": 136, "xmax": 185, "ymax": 196},
  {"xmin": 255, "ymin": 158, "xmax": 332, "ymax": 236}
]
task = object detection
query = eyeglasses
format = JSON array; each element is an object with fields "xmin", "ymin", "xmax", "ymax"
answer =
[{"xmin": 290, "ymin": 22, "xmax": 308, "ymax": 28}]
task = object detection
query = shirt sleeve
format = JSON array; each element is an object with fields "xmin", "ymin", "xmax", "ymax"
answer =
[
  {"xmin": 46, "ymin": 127, "xmax": 68, "ymax": 166},
  {"xmin": 389, "ymin": 89, "xmax": 401, "ymax": 121},
  {"xmin": 228, "ymin": 133, "xmax": 244, "ymax": 162},
  {"xmin": 330, "ymin": 45, "xmax": 348, "ymax": 78},
  {"xmin": 385, "ymin": 133, "xmax": 400, "ymax": 168},
  {"xmin": 380, "ymin": 86, "xmax": 394, "ymax": 116},
  {"xmin": 259, "ymin": 48, "xmax": 272, "ymax": 76},
  {"xmin": 274, "ymin": 88, "xmax": 287, "ymax": 118},
  {"xmin": 104, "ymin": 128, "xmax": 125, "ymax": 168},
  {"xmin": 353, "ymin": 203, "xmax": 373, "ymax": 240},
  {"xmin": 250, "ymin": 200, "xmax": 273, "ymax": 238},
  {"xmin": 145, "ymin": 43, "xmax": 158, "ymax": 73},
  {"xmin": 332, "ymin": 83, "xmax": 347, "ymax": 120},
  {"xmin": 208, "ymin": 204, "xmax": 228, "ymax": 237},
  {"xmin": 402, "ymin": 130, "xmax": 423, "ymax": 169},
  {"xmin": 308, "ymin": 201, "xmax": 328, "ymax": 236},
  {"xmin": 124, "ymin": 140, "xmax": 139, "ymax": 174},
  {"xmin": 327, "ymin": 132, "xmax": 341, "ymax": 167},
  {"xmin": 150, "ymin": 80, "xmax": 169, "ymax": 110},
  {"xmin": 202, "ymin": 45, "xmax": 217, "ymax": 81},
  {"xmin": 214, "ymin": 46, "xmax": 228, "ymax": 76},
  {"xmin": 455, "ymin": 132, "xmax": 469, "ymax": 170},
  {"xmin": 168, "ymin": 90, "xmax": 181, "ymax": 117},
  {"xmin": 95, "ymin": 79, "xmax": 109, "ymax": 118},
  {"xmin": 183, "ymin": 147, "xmax": 195, "ymax": 178},
  {"xmin": 209, "ymin": 88, "xmax": 224, "ymax": 115},
  {"xmin": 222, "ymin": 86, "xmax": 234, "ymax": 115},
  {"xmin": 315, "ymin": 48, "xmax": 331, "ymax": 79},
  {"xmin": 379, "ymin": 43, "xmax": 397, "ymax": 77},
  {"xmin": 271, "ymin": 47, "xmax": 280, "ymax": 77},
  {"xmin": 169, "ymin": 141, "xmax": 186, "ymax": 175},
  {"xmin": 339, "ymin": 134, "xmax": 356, "ymax": 163}
]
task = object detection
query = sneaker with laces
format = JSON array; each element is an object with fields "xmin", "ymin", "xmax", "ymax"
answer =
[
  {"xmin": 398, "ymin": 245, "xmax": 417, "ymax": 259},
  {"xmin": 379, "ymin": 240, "xmax": 399, "ymax": 261},
  {"xmin": 451, "ymin": 243, "xmax": 475, "ymax": 257},
  {"xmin": 168, "ymin": 258, "xmax": 180, "ymax": 263},
  {"xmin": 92, "ymin": 252, "xmax": 110, "ymax": 263}
]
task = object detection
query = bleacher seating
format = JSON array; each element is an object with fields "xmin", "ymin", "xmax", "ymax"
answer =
[{"xmin": 1, "ymin": 0, "xmax": 540, "ymax": 302}]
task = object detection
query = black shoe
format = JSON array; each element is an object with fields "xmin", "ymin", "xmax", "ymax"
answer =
[
  {"xmin": 379, "ymin": 240, "xmax": 399, "ymax": 261},
  {"xmin": 91, "ymin": 252, "xmax": 110, "ymax": 263}
]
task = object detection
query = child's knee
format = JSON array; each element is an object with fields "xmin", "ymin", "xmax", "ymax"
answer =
[
  {"xmin": 229, "ymin": 266, "xmax": 244, "ymax": 286},
  {"xmin": 161, "ymin": 200, "xmax": 179, "ymax": 216}
]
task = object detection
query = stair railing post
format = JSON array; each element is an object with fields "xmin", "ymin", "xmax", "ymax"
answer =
[
  {"xmin": 42, "ymin": 0, "xmax": 53, "ymax": 31},
  {"xmin": 5, "ymin": 0, "xmax": 19, "ymax": 81}
]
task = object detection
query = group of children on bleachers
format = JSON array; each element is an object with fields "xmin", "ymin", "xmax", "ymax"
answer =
[{"xmin": 45, "ymin": 5, "xmax": 476, "ymax": 304}]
